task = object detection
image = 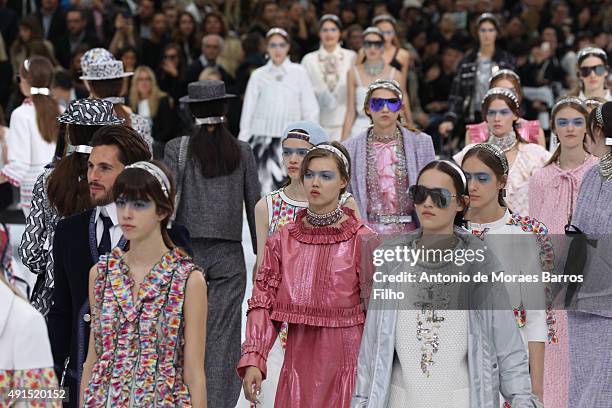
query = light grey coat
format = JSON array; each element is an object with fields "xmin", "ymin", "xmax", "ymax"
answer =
[{"xmin": 352, "ymin": 228, "xmax": 541, "ymax": 408}]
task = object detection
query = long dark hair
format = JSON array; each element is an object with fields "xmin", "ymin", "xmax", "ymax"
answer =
[
  {"xmin": 416, "ymin": 160, "xmax": 468, "ymax": 227},
  {"xmin": 112, "ymin": 160, "xmax": 177, "ymax": 250},
  {"xmin": 47, "ymin": 124, "xmax": 103, "ymax": 216},
  {"xmin": 87, "ymin": 79, "xmax": 132, "ymax": 127},
  {"xmin": 187, "ymin": 101, "xmax": 241, "ymax": 178}
]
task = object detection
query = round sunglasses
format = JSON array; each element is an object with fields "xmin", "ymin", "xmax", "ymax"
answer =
[
  {"xmin": 368, "ymin": 97, "xmax": 402, "ymax": 113},
  {"xmin": 409, "ymin": 185, "xmax": 458, "ymax": 209}
]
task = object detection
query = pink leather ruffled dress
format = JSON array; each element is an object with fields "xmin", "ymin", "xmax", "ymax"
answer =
[
  {"xmin": 467, "ymin": 118, "xmax": 541, "ymax": 144},
  {"xmin": 236, "ymin": 208, "xmax": 375, "ymax": 408}
]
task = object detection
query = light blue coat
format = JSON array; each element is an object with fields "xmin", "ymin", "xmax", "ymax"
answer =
[{"xmin": 352, "ymin": 228, "xmax": 541, "ymax": 408}]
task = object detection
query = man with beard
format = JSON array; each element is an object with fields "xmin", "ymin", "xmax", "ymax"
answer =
[{"xmin": 47, "ymin": 125, "xmax": 192, "ymax": 407}]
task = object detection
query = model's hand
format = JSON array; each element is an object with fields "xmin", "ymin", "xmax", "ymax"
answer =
[
  {"xmin": 438, "ymin": 121, "xmax": 454, "ymax": 138},
  {"xmin": 243, "ymin": 366, "xmax": 263, "ymax": 403}
]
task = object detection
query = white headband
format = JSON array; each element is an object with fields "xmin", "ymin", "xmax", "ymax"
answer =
[
  {"xmin": 30, "ymin": 87, "xmax": 50, "ymax": 96},
  {"xmin": 66, "ymin": 144, "xmax": 93, "ymax": 155},
  {"xmin": 311, "ymin": 145, "xmax": 349, "ymax": 173},
  {"xmin": 195, "ymin": 116, "xmax": 225, "ymax": 125},
  {"xmin": 125, "ymin": 161, "xmax": 171, "ymax": 198},
  {"xmin": 440, "ymin": 160, "xmax": 467, "ymax": 192}
]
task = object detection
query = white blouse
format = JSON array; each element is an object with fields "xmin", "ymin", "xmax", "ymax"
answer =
[
  {"xmin": 239, "ymin": 58, "xmax": 319, "ymax": 141},
  {"xmin": 301, "ymin": 45, "xmax": 356, "ymax": 140},
  {"xmin": 467, "ymin": 209, "xmax": 548, "ymax": 347},
  {"xmin": 1, "ymin": 102, "xmax": 56, "ymax": 186},
  {"xmin": 0, "ymin": 280, "xmax": 54, "ymax": 370}
]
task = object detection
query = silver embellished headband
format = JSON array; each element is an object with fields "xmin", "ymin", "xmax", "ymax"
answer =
[
  {"xmin": 551, "ymin": 97, "xmax": 587, "ymax": 117},
  {"xmin": 441, "ymin": 160, "xmax": 467, "ymax": 191},
  {"xmin": 195, "ymin": 116, "xmax": 225, "ymax": 125},
  {"xmin": 490, "ymin": 68, "xmax": 521, "ymax": 85},
  {"xmin": 470, "ymin": 143, "xmax": 509, "ymax": 174},
  {"xmin": 362, "ymin": 26, "xmax": 384, "ymax": 40},
  {"xmin": 577, "ymin": 46, "xmax": 607, "ymax": 64},
  {"xmin": 585, "ymin": 98, "xmax": 604, "ymax": 109},
  {"xmin": 367, "ymin": 78, "xmax": 403, "ymax": 100},
  {"xmin": 483, "ymin": 87, "xmax": 520, "ymax": 110},
  {"xmin": 311, "ymin": 144, "xmax": 349, "ymax": 173},
  {"xmin": 372, "ymin": 14, "xmax": 396, "ymax": 26},
  {"xmin": 266, "ymin": 27, "xmax": 289, "ymax": 40},
  {"xmin": 595, "ymin": 104, "xmax": 604, "ymax": 127},
  {"xmin": 125, "ymin": 161, "xmax": 171, "ymax": 198}
]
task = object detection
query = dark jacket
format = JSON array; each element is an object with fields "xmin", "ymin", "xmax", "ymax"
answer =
[
  {"xmin": 54, "ymin": 31, "xmax": 100, "ymax": 69},
  {"xmin": 445, "ymin": 48, "xmax": 516, "ymax": 125},
  {"xmin": 163, "ymin": 138, "xmax": 260, "ymax": 252},
  {"xmin": 184, "ymin": 58, "xmax": 234, "ymax": 85},
  {"xmin": 35, "ymin": 8, "xmax": 66, "ymax": 46},
  {"xmin": 48, "ymin": 208, "xmax": 192, "ymax": 407}
]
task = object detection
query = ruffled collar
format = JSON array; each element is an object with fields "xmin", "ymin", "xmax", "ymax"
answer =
[
  {"xmin": 106, "ymin": 247, "xmax": 183, "ymax": 322},
  {"xmin": 288, "ymin": 207, "xmax": 363, "ymax": 244}
]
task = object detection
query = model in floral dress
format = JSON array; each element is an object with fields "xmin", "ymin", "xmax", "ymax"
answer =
[{"xmin": 81, "ymin": 161, "xmax": 207, "ymax": 407}]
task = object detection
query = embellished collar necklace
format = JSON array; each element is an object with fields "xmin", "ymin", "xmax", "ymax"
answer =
[
  {"xmin": 556, "ymin": 151, "xmax": 591, "ymax": 170},
  {"xmin": 488, "ymin": 130, "xmax": 517, "ymax": 152},
  {"xmin": 364, "ymin": 59, "xmax": 384, "ymax": 76},
  {"xmin": 600, "ymin": 152, "xmax": 612, "ymax": 181},
  {"xmin": 306, "ymin": 205, "xmax": 343, "ymax": 227},
  {"xmin": 370, "ymin": 126, "xmax": 402, "ymax": 143}
]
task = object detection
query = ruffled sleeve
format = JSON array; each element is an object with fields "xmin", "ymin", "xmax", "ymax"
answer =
[
  {"xmin": 466, "ymin": 122, "xmax": 488, "ymax": 144},
  {"xmin": 236, "ymin": 231, "xmax": 283, "ymax": 380}
]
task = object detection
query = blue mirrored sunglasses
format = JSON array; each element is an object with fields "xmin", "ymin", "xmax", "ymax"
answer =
[{"xmin": 369, "ymin": 97, "xmax": 402, "ymax": 113}]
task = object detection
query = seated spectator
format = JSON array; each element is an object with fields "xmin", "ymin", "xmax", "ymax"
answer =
[
  {"xmin": 108, "ymin": 9, "xmax": 137, "ymax": 56},
  {"xmin": 203, "ymin": 11, "xmax": 243, "ymax": 78},
  {"xmin": 172, "ymin": 11, "xmax": 200, "ymax": 65},
  {"xmin": 130, "ymin": 66, "xmax": 178, "ymax": 159},
  {"xmin": 185, "ymin": 34, "xmax": 234, "ymax": 85},
  {"xmin": 10, "ymin": 16, "xmax": 55, "ymax": 80},
  {"xmin": 54, "ymin": 8, "xmax": 99, "ymax": 69},
  {"xmin": 141, "ymin": 12, "xmax": 170, "ymax": 69},
  {"xmin": 157, "ymin": 42, "xmax": 186, "ymax": 103}
]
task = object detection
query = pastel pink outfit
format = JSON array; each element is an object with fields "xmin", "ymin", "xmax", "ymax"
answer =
[
  {"xmin": 237, "ymin": 208, "xmax": 374, "ymax": 408},
  {"xmin": 528, "ymin": 154, "xmax": 598, "ymax": 408},
  {"xmin": 455, "ymin": 142, "xmax": 551, "ymax": 215},
  {"xmin": 466, "ymin": 118, "xmax": 542, "ymax": 144}
]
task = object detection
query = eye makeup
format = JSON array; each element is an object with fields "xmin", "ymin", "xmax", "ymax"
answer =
[{"xmin": 116, "ymin": 197, "xmax": 153, "ymax": 210}]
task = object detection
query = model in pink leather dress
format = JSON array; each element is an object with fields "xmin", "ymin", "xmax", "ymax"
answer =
[{"xmin": 237, "ymin": 207, "xmax": 374, "ymax": 407}]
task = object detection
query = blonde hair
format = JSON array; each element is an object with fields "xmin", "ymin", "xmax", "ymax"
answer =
[
  {"xmin": 129, "ymin": 66, "xmax": 169, "ymax": 118},
  {"xmin": 0, "ymin": 272, "xmax": 25, "ymax": 299},
  {"xmin": 198, "ymin": 67, "xmax": 222, "ymax": 81}
]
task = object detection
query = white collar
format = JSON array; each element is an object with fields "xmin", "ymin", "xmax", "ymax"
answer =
[
  {"xmin": 95, "ymin": 203, "xmax": 119, "ymax": 226},
  {"xmin": 0, "ymin": 281, "xmax": 15, "ymax": 336},
  {"xmin": 468, "ymin": 209, "xmax": 511, "ymax": 231},
  {"xmin": 318, "ymin": 44, "xmax": 341, "ymax": 57},
  {"xmin": 267, "ymin": 57, "xmax": 291, "ymax": 73}
]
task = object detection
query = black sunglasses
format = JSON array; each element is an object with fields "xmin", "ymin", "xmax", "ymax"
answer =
[
  {"xmin": 408, "ymin": 185, "xmax": 458, "ymax": 209},
  {"xmin": 363, "ymin": 40, "xmax": 384, "ymax": 49},
  {"xmin": 579, "ymin": 64, "xmax": 606, "ymax": 78}
]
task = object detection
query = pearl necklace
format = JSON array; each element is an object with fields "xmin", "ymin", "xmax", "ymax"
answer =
[
  {"xmin": 364, "ymin": 59, "xmax": 384, "ymax": 76},
  {"xmin": 599, "ymin": 153, "xmax": 612, "ymax": 181},
  {"xmin": 556, "ymin": 152, "xmax": 590, "ymax": 170},
  {"xmin": 306, "ymin": 205, "xmax": 343, "ymax": 227}
]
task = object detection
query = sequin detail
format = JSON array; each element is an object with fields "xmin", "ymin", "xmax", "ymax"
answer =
[
  {"xmin": 506, "ymin": 214, "xmax": 557, "ymax": 343},
  {"xmin": 83, "ymin": 247, "xmax": 194, "ymax": 407}
]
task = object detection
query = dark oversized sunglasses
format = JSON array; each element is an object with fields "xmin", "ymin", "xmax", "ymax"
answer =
[
  {"xmin": 368, "ymin": 97, "xmax": 402, "ymax": 112},
  {"xmin": 363, "ymin": 40, "xmax": 384, "ymax": 49},
  {"xmin": 408, "ymin": 185, "xmax": 458, "ymax": 209},
  {"xmin": 579, "ymin": 64, "xmax": 606, "ymax": 78}
]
